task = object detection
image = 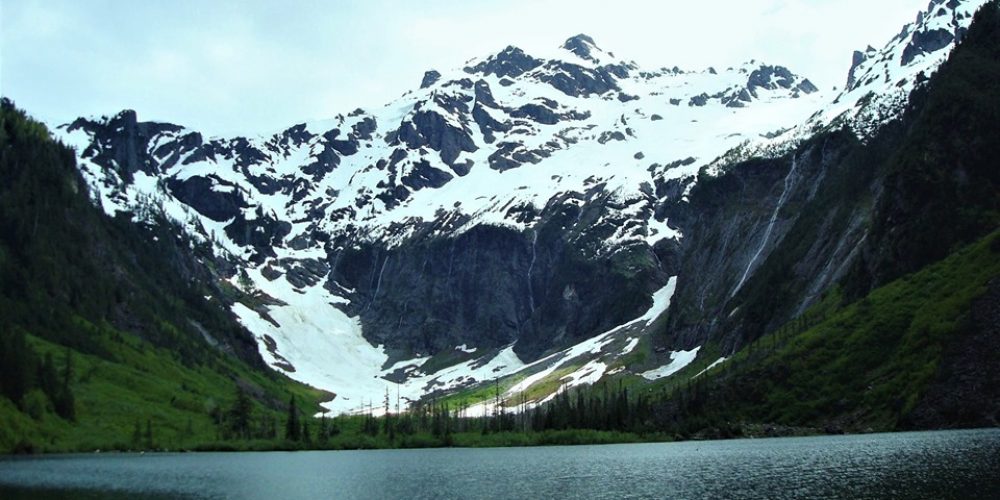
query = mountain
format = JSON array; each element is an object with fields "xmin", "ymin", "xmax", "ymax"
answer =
[
  {"xmin": 53, "ymin": 32, "xmax": 823, "ymax": 412},
  {"xmin": 45, "ymin": 0, "xmax": 998, "ymax": 424},
  {"xmin": 666, "ymin": 0, "xmax": 998, "ymax": 349},
  {"xmin": 652, "ymin": 0, "xmax": 1000, "ymax": 432},
  {"xmin": 0, "ymin": 100, "xmax": 325, "ymax": 452}
]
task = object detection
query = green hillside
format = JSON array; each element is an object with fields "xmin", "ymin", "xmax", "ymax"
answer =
[
  {"xmin": 658, "ymin": 230, "xmax": 1000, "ymax": 437},
  {"xmin": 0, "ymin": 100, "xmax": 324, "ymax": 453}
]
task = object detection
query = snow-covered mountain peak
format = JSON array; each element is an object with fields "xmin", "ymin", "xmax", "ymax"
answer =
[
  {"xmin": 559, "ymin": 33, "xmax": 621, "ymax": 66},
  {"xmin": 561, "ymin": 34, "xmax": 600, "ymax": 58},
  {"xmin": 724, "ymin": 0, "xmax": 989, "ymax": 164},
  {"xmin": 58, "ymin": 30, "xmax": 829, "ymax": 255},
  {"xmin": 463, "ymin": 45, "xmax": 543, "ymax": 79},
  {"xmin": 848, "ymin": 0, "xmax": 981, "ymax": 92}
]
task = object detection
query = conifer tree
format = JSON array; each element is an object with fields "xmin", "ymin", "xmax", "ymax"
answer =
[
  {"xmin": 285, "ymin": 395, "xmax": 301, "ymax": 441},
  {"xmin": 229, "ymin": 386, "xmax": 253, "ymax": 439},
  {"xmin": 145, "ymin": 419, "xmax": 154, "ymax": 449},
  {"xmin": 132, "ymin": 419, "xmax": 143, "ymax": 448},
  {"xmin": 54, "ymin": 348, "xmax": 75, "ymax": 421}
]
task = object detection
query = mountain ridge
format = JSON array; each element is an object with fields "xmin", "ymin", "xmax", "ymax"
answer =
[{"xmin": 48, "ymin": 0, "xmax": 994, "ymax": 414}]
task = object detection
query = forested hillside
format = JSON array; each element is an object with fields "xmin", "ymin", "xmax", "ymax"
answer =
[{"xmin": 0, "ymin": 100, "xmax": 323, "ymax": 453}]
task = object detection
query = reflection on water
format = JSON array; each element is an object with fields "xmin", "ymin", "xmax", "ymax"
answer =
[{"xmin": 1, "ymin": 429, "xmax": 998, "ymax": 499}]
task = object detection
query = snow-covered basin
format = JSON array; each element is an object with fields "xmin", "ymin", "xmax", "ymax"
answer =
[
  {"xmin": 234, "ymin": 273, "xmax": 683, "ymax": 415},
  {"xmin": 506, "ymin": 277, "xmax": 680, "ymax": 398}
]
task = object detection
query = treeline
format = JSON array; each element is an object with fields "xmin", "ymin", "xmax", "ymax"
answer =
[
  {"xmin": 214, "ymin": 381, "xmax": 663, "ymax": 448},
  {"xmin": 209, "ymin": 389, "xmax": 339, "ymax": 446}
]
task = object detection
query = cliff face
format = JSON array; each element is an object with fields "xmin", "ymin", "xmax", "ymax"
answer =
[
  {"xmin": 664, "ymin": 131, "xmax": 874, "ymax": 351},
  {"xmin": 330, "ymin": 199, "xmax": 672, "ymax": 361}
]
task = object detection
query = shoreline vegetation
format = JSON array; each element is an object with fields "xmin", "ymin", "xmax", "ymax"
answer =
[
  {"xmin": 5, "ymin": 425, "xmax": 995, "ymax": 456},
  {"xmin": 116, "ymin": 424, "xmax": 864, "ymax": 453}
]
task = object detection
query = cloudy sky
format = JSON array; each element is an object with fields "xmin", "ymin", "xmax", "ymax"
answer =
[{"xmin": 3, "ymin": 0, "xmax": 927, "ymax": 136}]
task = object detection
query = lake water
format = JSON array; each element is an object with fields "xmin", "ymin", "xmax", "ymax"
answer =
[{"xmin": 1, "ymin": 429, "xmax": 998, "ymax": 499}]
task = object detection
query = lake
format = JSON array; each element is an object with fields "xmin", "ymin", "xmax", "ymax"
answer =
[{"xmin": 1, "ymin": 429, "xmax": 998, "ymax": 499}]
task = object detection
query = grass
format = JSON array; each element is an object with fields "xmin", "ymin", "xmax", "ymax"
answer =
[
  {"xmin": 0, "ymin": 318, "xmax": 323, "ymax": 454},
  {"xmin": 683, "ymin": 230, "xmax": 1000, "ymax": 431}
]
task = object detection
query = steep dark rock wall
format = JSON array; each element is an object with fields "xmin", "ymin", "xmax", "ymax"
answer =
[
  {"xmin": 67, "ymin": 110, "xmax": 183, "ymax": 181},
  {"xmin": 663, "ymin": 132, "xmax": 870, "ymax": 351},
  {"xmin": 327, "ymin": 198, "xmax": 672, "ymax": 361}
]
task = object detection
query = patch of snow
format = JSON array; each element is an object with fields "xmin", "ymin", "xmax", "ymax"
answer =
[
  {"xmin": 646, "ymin": 216, "xmax": 682, "ymax": 244},
  {"xmin": 561, "ymin": 359, "xmax": 608, "ymax": 389},
  {"xmin": 640, "ymin": 346, "xmax": 702, "ymax": 381},
  {"xmin": 638, "ymin": 276, "xmax": 678, "ymax": 325},
  {"xmin": 621, "ymin": 337, "xmax": 640, "ymax": 356},
  {"xmin": 384, "ymin": 356, "xmax": 431, "ymax": 374},
  {"xmin": 692, "ymin": 357, "xmax": 728, "ymax": 379},
  {"xmin": 506, "ymin": 276, "xmax": 679, "ymax": 397}
]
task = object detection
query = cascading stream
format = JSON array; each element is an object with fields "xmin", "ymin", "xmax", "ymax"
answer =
[
  {"xmin": 527, "ymin": 230, "xmax": 538, "ymax": 313},
  {"xmin": 731, "ymin": 155, "xmax": 799, "ymax": 298},
  {"xmin": 370, "ymin": 255, "xmax": 390, "ymax": 308}
]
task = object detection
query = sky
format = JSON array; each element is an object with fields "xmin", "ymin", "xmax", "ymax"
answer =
[{"xmin": 2, "ymin": 0, "xmax": 929, "ymax": 136}]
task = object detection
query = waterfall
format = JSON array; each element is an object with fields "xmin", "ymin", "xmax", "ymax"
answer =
[
  {"xmin": 731, "ymin": 156, "xmax": 800, "ymax": 298},
  {"xmin": 397, "ymin": 301, "xmax": 408, "ymax": 330},
  {"xmin": 370, "ymin": 255, "xmax": 390, "ymax": 307},
  {"xmin": 527, "ymin": 230, "xmax": 538, "ymax": 313},
  {"xmin": 446, "ymin": 240, "xmax": 455, "ymax": 280},
  {"xmin": 650, "ymin": 247, "xmax": 664, "ymax": 272}
]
